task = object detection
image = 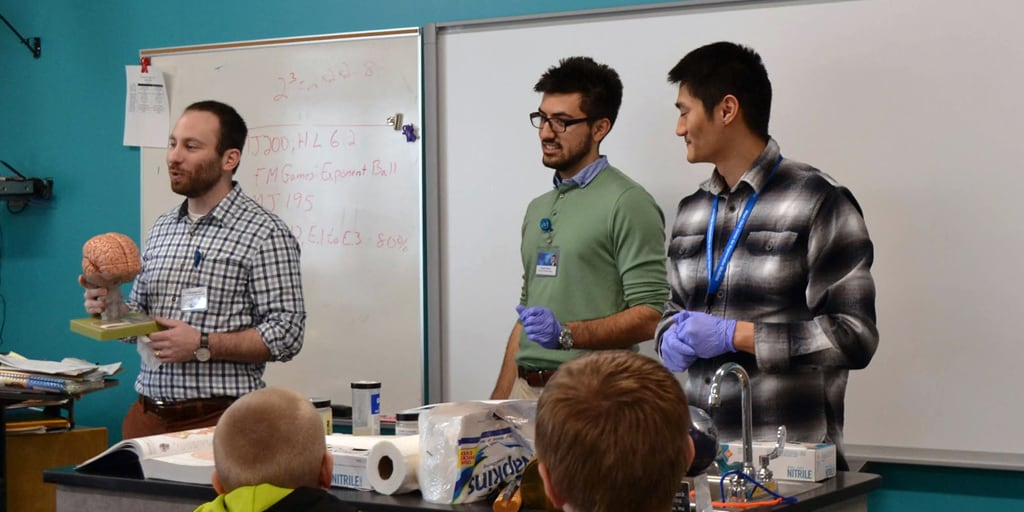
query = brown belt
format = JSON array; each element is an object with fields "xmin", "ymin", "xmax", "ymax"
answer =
[
  {"xmin": 139, "ymin": 395, "xmax": 236, "ymax": 423},
  {"xmin": 517, "ymin": 366, "xmax": 557, "ymax": 388}
]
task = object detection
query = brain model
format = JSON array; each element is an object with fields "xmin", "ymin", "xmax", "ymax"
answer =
[{"xmin": 80, "ymin": 232, "xmax": 142, "ymax": 288}]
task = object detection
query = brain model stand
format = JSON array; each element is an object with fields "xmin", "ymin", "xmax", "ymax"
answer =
[{"xmin": 70, "ymin": 233, "xmax": 160, "ymax": 341}]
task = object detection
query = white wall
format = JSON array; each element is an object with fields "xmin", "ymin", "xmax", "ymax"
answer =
[{"xmin": 436, "ymin": 0, "xmax": 1024, "ymax": 466}]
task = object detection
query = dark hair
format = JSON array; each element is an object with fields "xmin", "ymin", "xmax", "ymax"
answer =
[
  {"xmin": 184, "ymin": 100, "xmax": 248, "ymax": 168},
  {"xmin": 534, "ymin": 56, "xmax": 623, "ymax": 127},
  {"xmin": 667, "ymin": 42, "xmax": 772, "ymax": 140}
]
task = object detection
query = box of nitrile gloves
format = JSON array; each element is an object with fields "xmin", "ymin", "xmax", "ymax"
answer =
[
  {"xmin": 328, "ymin": 444, "xmax": 371, "ymax": 490},
  {"xmin": 721, "ymin": 440, "xmax": 836, "ymax": 482},
  {"xmin": 326, "ymin": 435, "xmax": 372, "ymax": 490}
]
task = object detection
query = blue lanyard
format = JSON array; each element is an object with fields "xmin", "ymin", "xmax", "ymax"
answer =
[{"xmin": 705, "ymin": 155, "xmax": 783, "ymax": 299}]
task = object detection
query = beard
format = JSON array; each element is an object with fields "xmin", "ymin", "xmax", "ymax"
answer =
[
  {"xmin": 541, "ymin": 135, "xmax": 593, "ymax": 173},
  {"xmin": 169, "ymin": 155, "xmax": 224, "ymax": 198}
]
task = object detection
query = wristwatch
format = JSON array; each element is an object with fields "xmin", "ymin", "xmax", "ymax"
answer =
[
  {"xmin": 558, "ymin": 324, "xmax": 574, "ymax": 350},
  {"xmin": 194, "ymin": 332, "xmax": 212, "ymax": 362}
]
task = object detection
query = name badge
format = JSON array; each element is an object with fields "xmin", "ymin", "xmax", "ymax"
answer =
[
  {"xmin": 535, "ymin": 248, "xmax": 559, "ymax": 277},
  {"xmin": 181, "ymin": 286, "xmax": 209, "ymax": 312}
]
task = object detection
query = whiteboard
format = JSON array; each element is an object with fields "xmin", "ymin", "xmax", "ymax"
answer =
[
  {"xmin": 433, "ymin": 0, "xmax": 1024, "ymax": 468},
  {"xmin": 141, "ymin": 30, "xmax": 426, "ymax": 413}
]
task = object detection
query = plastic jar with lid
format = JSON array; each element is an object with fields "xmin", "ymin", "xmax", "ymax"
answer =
[
  {"xmin": 351, "ymin": 381, "xmax": 381, "ymax": 435},
  {"xmin": 395, "ymin": 411, "xmax": 419, "ymax": 436},
  {"xmin": 309, "ymin": 397, "xmax": 332, "ymax": 435}
]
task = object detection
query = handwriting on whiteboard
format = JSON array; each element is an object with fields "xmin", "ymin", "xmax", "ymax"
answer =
[
  {"xmin": 241, "ymin": 118, "xmax": 413, "ymax": 255},
  {"xmin": 285, "ymin": 225, "xmax": 409, "ymax": 253},
  {"xmin": 253, "ymin": 160, "xmax": 398, "ymax": 185},
  {"xmin": 252, "ymin": 192, "xmax": 315, "ymax": 212},
  {"xmin": 272, "ymin": 61, "xmax": 383, "ymax": 102},
  {"xmin": 246, "ymin": 128, "xmax": 357, "ymax": 156}
]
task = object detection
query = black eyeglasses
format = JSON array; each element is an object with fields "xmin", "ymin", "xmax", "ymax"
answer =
[{"xmin": 529, "ymin": 112, "xmax": 591, "ymax": 133}]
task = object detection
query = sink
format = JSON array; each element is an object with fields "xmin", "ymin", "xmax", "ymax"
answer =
[{"xmin": 694, "ymin": 474, "xmax": 823, "ymax": 509}]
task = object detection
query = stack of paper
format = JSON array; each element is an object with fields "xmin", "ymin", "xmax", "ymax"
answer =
[{"xmin": 0, "ymin": 351, "xmax": 121, "ymax": 394}]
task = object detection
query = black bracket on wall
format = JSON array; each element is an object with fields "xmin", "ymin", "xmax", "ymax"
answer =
[
  {"xmin": 0, "ymin": 11, "xmax": 41, "ymax": 59},
  {"xmin": 0, "ymin": 161, "xmax": 53, "ymax": 213}
]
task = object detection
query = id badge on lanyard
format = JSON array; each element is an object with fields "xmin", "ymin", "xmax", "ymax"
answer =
[{"xmin": 706, "ymin": 155, "xmax": 782, "ymax": 303}]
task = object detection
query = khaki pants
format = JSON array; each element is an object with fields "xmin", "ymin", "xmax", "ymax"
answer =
[{"xmin": 509, "ymin": 377, "xmax": 543, "ymax": 400}]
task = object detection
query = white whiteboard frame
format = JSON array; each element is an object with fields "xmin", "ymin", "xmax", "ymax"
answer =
[{"xmin": 138, "ymin": 27, "xmax": 442, "ymax": 409}]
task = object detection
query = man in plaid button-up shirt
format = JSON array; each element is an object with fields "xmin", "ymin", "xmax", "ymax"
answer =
[
  {"xmin": 84, "ymin": 101, "xmax": 305, "ymax": 438},
  {"xmin": 658, "ymin": 42, "xmax": 878, "ymax": 470}
]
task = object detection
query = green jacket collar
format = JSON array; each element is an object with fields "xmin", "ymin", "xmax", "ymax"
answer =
[{"xmin": 193, "ymin": 483, "xmax": 294, "ymax": 512}]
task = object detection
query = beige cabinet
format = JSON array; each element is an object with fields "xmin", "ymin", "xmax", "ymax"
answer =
[{"xmin": 6, "ymin": 427, "xmax": 107, "ymax": 512}]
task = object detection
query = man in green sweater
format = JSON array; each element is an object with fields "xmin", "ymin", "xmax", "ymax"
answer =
[{"xmin": 490, "ymin": 56, "xmax": 669, "ymax": 400}]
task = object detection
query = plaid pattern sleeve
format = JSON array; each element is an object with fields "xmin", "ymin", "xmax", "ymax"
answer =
[
  {"xmin": 128, "ymin": 184, "xmax": 306, "ymax": 401},
  {"xmin": 661, "ymin": 139, "xmax": 877, "ymax": 466}
]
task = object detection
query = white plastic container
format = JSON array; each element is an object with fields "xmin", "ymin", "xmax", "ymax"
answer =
[
  {"xmin": 351, "ymin": 381, "xmax": 381, "ymax": 435},
  {"xmin": 395, "ymin": 411, "xmax": 419, "ymax": 436}
]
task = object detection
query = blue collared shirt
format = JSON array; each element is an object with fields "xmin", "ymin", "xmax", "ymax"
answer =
[{"xmin": 553, "ymin": 155, "xmax": 609, "ymax": 189}]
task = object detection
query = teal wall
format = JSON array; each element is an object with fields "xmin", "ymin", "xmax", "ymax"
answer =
[
  {"xmin": 0, "ymin": 1, "xmax": 1019, "ymax": 509},
  {"xmin": 865, "ymin": 463, "xmax": 1024, "ymax": 510},
  {"xmin": 0, "ymin": 0, "xmax": 682, "ymax": 442}
]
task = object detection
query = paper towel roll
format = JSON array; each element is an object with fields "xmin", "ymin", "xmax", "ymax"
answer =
[{"xmin": 367, "ymin": 435, "xmax": 420, "ymax": 495}]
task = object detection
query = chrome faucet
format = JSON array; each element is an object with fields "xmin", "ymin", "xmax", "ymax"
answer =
[
  {"xmin": 708, "ymin": 362, "xmax": 754, "ymax": 501},
  {"xmin": 756, "ymin": 425, "xmax": 787, "ymax": 490}
]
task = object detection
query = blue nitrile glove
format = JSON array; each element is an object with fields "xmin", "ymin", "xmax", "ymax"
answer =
[
  {"xmin": 675, "ymin": 310, "xmax": 737, "ymax": 358},
  {"xmin": 660, "ymin": 316, "xmax": 698, "ymax": 372},
  {"xmin": 515, "ymin": 305, "xmax": 562, "ymax": 349}
]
